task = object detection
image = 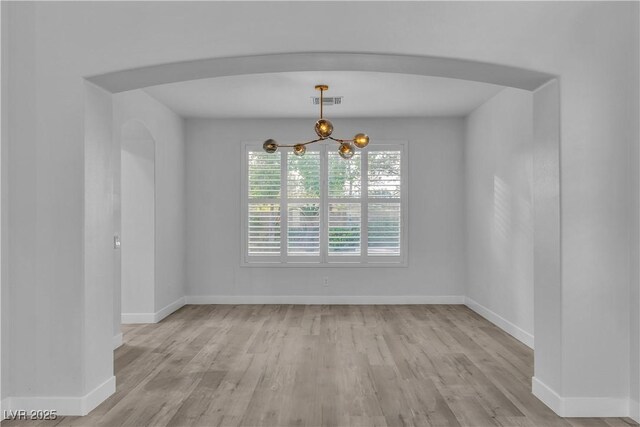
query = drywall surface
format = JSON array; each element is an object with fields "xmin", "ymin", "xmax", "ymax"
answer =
[
  {"xmin": 120, "ymin": 121, "xmax": 155, "ymax": 315},
  {"xmin": 113, "ymin": 90, "xmax": 186, "ymax": 320},
  {"xmin": 0, "ymin": 0, "xmax": 6, "ymax": 404},
  {"xmin": 186, "ymin": 118, "xmax": 465, "ymax": 298},
  {"xmin": 2, "ymin": 0, "xmax": 637, "ymax": 410},
  {"xmin": 3, "ymin": 2, "xmax": 86, "ymax": 397},
  {"xmin": 633, "ymin": 143, "xmax": 640, "ymax": 420},
  {"xmin": 630, "ymin": 11, "xmax": 640, "ymax": 420},
  {"xmin": 532, "ymin": 80, "xmax": 563, "ymax": 397},
  {"xmin": 83, "ymin": 82, "xmax": 115, "ymax": 394},
  {"xmin": 465, "ymin": 88, "xmax": 534, "ymax": 338}
]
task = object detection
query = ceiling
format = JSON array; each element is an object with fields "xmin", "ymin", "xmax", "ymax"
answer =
[{"xmin": 143, "ymin": 71, "xmax": 504, "ymax": 119}]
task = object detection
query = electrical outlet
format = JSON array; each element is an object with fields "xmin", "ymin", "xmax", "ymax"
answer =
[{"xmin": 323, "ymin": 277, "xmax": 329, "ymax": 287}]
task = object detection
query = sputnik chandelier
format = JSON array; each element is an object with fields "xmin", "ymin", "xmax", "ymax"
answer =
[{"xmin": 263, "ymin": 85, "xmax": 369, "ymax": 159}]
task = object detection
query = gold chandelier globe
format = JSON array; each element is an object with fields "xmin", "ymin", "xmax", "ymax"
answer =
[
  {"xmin": 338, "ymin": 142, "xmax": 355, "ymax": 159},
  {"xmin": 262, "ymin": 139, "xmax": 278, "ymax": 153},
  {"xmin": 263, "ymin": 85, "xmax": 369, "ymax": 159},
  {"xmin": 314, "ymin": 119, "xmax": 334, "ymax": 138},
  {"xmin": 353, "ymin": 133, "xmax": 370, "ymax": 149}
]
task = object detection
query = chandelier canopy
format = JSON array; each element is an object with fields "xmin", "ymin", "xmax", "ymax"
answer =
[{"xmin": 263, "ymin": 85, "xmax": 369, "ymax": 159}]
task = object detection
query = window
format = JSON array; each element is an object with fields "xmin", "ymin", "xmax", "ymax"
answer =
[{"xmin": 243, "ymin": 141, "xmax": 407, "ymax": 266}]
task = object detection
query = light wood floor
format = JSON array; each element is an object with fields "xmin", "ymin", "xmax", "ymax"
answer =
[{"xmin": 2, "ymin": 305, "xmax": 637, "ymax": 427}]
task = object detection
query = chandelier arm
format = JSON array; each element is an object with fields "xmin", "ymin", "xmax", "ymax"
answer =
[
  {"xmin": 274, "ymin": 137, "xmax": 325, "ymax": 148},
  {"xmin": 301, "ymin": 137, "xmax": 325, "ymax": 146},
  {"xmin": 264, "ymin": 85, "xmax": 366, "ymax": 158},
  {"xmin": 328, "ymin": 136, "xmax": 354, "ymax": 144}
]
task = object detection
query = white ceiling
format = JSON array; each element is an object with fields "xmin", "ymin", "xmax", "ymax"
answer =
[{"xmin": 143, "ymin": 71, "xmax": 504, "ymax": 119}]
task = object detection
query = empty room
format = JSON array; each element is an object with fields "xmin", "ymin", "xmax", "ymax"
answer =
[{"xmin": 1, "ymin": 1, "xmax": 639, "ymax": 426}]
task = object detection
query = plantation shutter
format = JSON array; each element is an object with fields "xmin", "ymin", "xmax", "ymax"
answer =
[
  {"xmin": 367, "ymin": 151, "xmax": 401, "ymax": 256},
  {"xmin": 244, "ymin": 143, "xmax": 405, "ymax": 265},
  {"xmin": 247, "ymin": 152, "xmax": 281, "ymax": 256},
  {"xmin": 287, "ymin": 152, "xmax": 321, "ymax": 257}
]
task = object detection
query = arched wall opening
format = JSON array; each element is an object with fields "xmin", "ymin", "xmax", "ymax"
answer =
[
  {"xmin": 119, "ymin": 120, "xmax": 156, "ymax": 321},
  {"xmin": 83, "ymin": 52, "xmax": 562, "ymax": 415}
]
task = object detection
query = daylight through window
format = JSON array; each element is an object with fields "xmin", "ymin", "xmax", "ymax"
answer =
[{"xmin": 244, "ymin": 142, "xmax": 407, "ymax": 265}]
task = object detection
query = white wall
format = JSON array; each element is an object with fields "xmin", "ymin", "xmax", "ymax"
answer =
[
  {"xmin": 532, "ymin": 80, "xmax": 564, "ymax": 402},
  {"xmin": 3, "ymin": 2, "xmax": 86, "ymax": 398},
  {"xmin": 0, "ymin": 0, "xmax": 6, "ymax": 406},
  {"xmin": 113, "ymin": 90, "xmax": 186, "ymax": 324},
  {"xmin": 465, "ymin": 88, "xmax": 534, "ymax": 343},
  {"xmin": 633, "ymin": 156, "xmax": 640, "ymax": 420},
  {"xmin": 630, "ymin": 10, "xmax": 640, "ymax": 420},
  {"xmin": 83, "ymin": 82, "xmax": 115, "ymax": 398},
  {"xmin": 1, "ymin": 1, "xmax": 637, "ymax": 416},
  {"xmin": 120, "ymin": 122, "xmax": 155, "ymax": 315},
  {"xmin": 186, "ymin": 118, "xmax": 465, "ymax": 300}
]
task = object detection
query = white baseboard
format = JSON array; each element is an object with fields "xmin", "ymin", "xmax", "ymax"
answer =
[
  {"xmin": 154, "ymin": 297, "xmax": 186, "ymax": 322},
  {"xmin": 113, "ymin": 332, "xmax": 123, "ymax": 350},
  {"xmin": 464, "ymin": 297, "xmax": 534, "ymax": 349},
  {"xmin": 630, "ymin": 398, "xmax": 639, "ymax": 423},
  {"xmin": 184, "ymin": 295, "xmax": 465, "ymax": 305},
  {"xmin": 2, "ymin": 376, "xmax": 115, "ymax": 417},
  {"xmin": 82, "ymin": 376, "xmax": 116, "ymax": 415},
  {"xmin": 532, "ymin": 377, "xmax": 563, "ymax": 415},
  {"xmin": 121, "ymin": 312, "xmax": 155, "ymax": 324},
  {"xmin": 532, "ymin": 377, "xmax": 630, "ymax": 418},
  {"xmin": 121, "ymin": 297, "xmax": 185, "ymax": 324}
]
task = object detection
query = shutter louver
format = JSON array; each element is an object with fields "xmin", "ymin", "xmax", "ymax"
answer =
[
  {"xmin": 248, "ymin": 151, "xmax": 281, "ymax": 256},
  {"xmin": 245, "ymin": 144, "xmax": 404, "ymax": 264},
  {"xmin": 248, "ymin": 203, "xmax": 281, "ymax": 255},
  {"xmin": 287, "ymin": 203, "xmax": 320, "ymax": 255},
  {"xmin": 328, "ymin": 203, "xmax": 361, "ymax": 255},
  {"xmin": 248, "ymin": 152, "xmax": 281, "ymax": 199},
  {"xmin": 368, "ymin": 151, "xmax": 401, "ymax": 198},
  {"xmin": 368, "ymin": 203, "xmax": 401, "ymax": 255},
  {"xmin": 328, "ymin": 152, "xmax": 361, "ymax": 198},
  {"xmin": 288, "ymin": 152, "xmax": 320, "ymax": 198}
]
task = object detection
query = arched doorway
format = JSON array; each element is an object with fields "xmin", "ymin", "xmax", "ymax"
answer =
[
  {"xmin": 119, "ymin": 120, "xmax": 156, "ymax": 321},
  {"xmin": 85, "ymin": 52, "xmax": 561, "ymax": 414}
]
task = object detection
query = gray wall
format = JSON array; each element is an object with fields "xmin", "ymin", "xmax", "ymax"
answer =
[
  {"xmin": 3, "ymin": 2, "xmax": 86, "ymax": 397},
  {"xmin": 1, "ymin": 1, "xmax": 636, "ymax": 416},
  {"xmin": 465, "ymin": 88, "xmax": 534, "ymax": 339},
  {"xmin": 120, "ymin": 121, "xmax": 155, "ymax": 316},
  {"xmin": 83, "ymin": 82, "xmax": 115, "ymax": 395},
  {"xmin": 630, "ymin": 15, "xmax": 640, "ymax": 418},
  {"xmin": 113, "ymin": 90, "xmax": 186, "ymax": 324},
  {"xmin": 186, "ymin": 118, "xmax": 466, "ymax": 299},
  {"xmin": 1, "ymin": 1, "xmax": 7, "ymax": 404}
]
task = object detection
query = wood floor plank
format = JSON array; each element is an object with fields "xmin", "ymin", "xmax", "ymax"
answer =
[{"xmin": 2, "ymin": 305, "xmax": 637, "ymax": 427}]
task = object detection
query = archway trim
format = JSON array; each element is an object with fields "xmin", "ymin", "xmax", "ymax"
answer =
[{"xmin": 87, "ymin": 52, "xmax": 555, "ymax": 93}]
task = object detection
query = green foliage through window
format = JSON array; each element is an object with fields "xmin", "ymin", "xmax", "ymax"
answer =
[{"xmin": 246, "ymin": 145, "xmax": 404, "ymax": 261}]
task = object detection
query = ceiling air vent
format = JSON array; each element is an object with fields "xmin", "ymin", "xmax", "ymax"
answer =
[{"xmin": 311, "ymin": 96, "xmax": 343, "ymax": 106}]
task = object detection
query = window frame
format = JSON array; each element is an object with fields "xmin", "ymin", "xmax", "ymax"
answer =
[{"xmin": 241, "ymin": 140, "xmax": 408, "ymax": 267}]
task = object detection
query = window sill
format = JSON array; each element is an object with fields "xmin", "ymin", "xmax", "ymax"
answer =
[{"xmin": 240, "ymin": 260, "xmax": 408, "ymax": 268}]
